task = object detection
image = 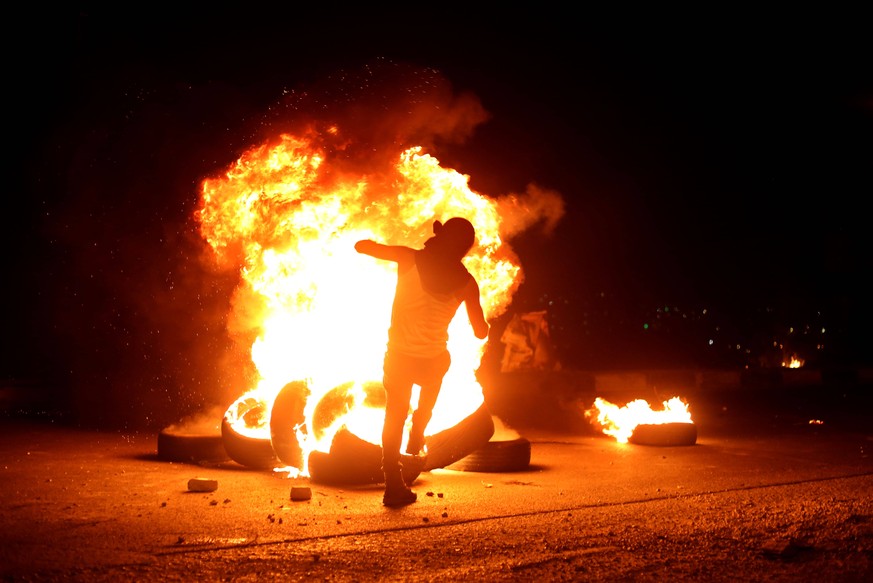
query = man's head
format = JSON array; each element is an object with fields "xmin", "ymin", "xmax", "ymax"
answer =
[{"xmin": 429, "ymin": 217, "xmax": 476, "ymax": 259}]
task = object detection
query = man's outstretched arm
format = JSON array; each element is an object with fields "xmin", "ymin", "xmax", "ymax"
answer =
[
  {"xmin": 355, "ymin": 240, "xmax": 414, "ymax": 264},
  {"xmin": 462, "ymin": 278, "xmax": 490, "ymax": 339}
]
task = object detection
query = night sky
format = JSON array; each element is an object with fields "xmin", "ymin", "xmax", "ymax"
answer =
[{"xmin": 5, "ymin": 8, "xmax": 872, "ymax": 428}]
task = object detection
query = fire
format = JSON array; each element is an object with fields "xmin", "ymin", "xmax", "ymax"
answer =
[
  {"xmin": 585, "ymin": 396, "xmax": 693, "ymax": 444},
  {"xmin": 782, "ymin": 354, "xmax": 804, "ymax": 368},
  {"xmin": 196, "ymin": 130, "xmax": 544, "ymax": 475}
]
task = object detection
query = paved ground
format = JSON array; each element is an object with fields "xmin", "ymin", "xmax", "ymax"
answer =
[{"xmin": 0, "ymin": 373, "xmax": 871, "ymax": 581}]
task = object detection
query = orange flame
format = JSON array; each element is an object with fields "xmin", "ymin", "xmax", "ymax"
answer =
[
  {"xmin": 585, "ymin": 396, "xmax": 693, "ymax": 443},
  {"xmin": 196, "ymin": 130, "xmax": 555, "ymax": 475},
  {"xmin": 782, "ymin": 354, "xmax": 804, "ymax": 368}
]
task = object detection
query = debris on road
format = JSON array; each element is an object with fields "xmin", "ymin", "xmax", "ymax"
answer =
[
  {"xmin": 761, "ymin": 537, "xmax": 811, "ymax": 559},
  {"xmin": 187, "ymin": 477, "xmax": 218, "ymax": 492},
  {"xmin": 290, "ymin": 486, "xmax": 312, "ymax": 501}
]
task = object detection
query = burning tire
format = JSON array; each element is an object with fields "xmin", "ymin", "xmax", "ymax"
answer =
[
  {"xmin": 628, "ymin": 422, "xmax": 697, "ymax": 446},
  {"xmin": 423, "ymin": 403, "xmax": 495, "ymax": 471},
  {"xmin": 445, "ymin": 436, "xmax": 531, "ymax": 472},
  {"xmin": 311, "ymin": 381, "xmax": 385, "ymax": 440},
  {"xmin": 221, "ymin": 417, "xmax": 280, "ymax": 470},
  {"xmin": 271, "ymin": 380, "xmax": 386, "ymax": 473},
  {"xmin": 308, "ymin": 427, "xmax": 423, "ymax": 486},
  {"xmin": 270, "ymin": 381, "xmax": 309, "ymax": 468},
  {"xmin": 307, "ymin": 402, "xmax": 494, "ymax": 483},
  {"xmin": 156, "ymin": 427, "xmax": 229, "ymax": 464}
]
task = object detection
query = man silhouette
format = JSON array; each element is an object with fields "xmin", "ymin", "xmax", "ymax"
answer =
[{"xmin": 355, "ymin": 218, "xmax": 490, "ymax": 506}]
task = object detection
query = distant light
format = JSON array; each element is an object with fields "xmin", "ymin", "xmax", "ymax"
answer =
[
  {"xmin": 708, "ymin": 339, "xmax": 713, "ymax": 346},
  {"xmin": 643, "ymin": 323, "xmax": 649, "ymax": 330}
]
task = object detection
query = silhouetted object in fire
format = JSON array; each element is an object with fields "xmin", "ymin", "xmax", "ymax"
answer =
[
  {"xmin": 500, "ymin": 310, "xmax": 561, "ymax": 372},
  {"xmin": 355, "ymin": 217, "xmax": 490, "ymax": 507}
]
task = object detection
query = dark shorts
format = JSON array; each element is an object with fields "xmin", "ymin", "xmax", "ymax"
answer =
[{"xmin": 383, "ymin": 349, "xmax": 451, "ymax": 390}]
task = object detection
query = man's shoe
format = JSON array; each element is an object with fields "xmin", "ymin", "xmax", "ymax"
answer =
[
  {"xmin": 383, "ymin": 484, "xmax": 417, "ymax": 507},
  {"xmin": 383, "ymin": 466, "xmax": 417, "ymax": 507}
]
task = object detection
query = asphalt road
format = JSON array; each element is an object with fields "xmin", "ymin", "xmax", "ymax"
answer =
[{"xmin": 1, "ymin": 373, "xmax": 871, "ymax": 582}]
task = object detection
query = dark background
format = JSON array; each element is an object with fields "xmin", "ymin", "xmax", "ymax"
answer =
[{"xmin": 5, "ymin": 8, "xmax": 871, "ymax": 428}]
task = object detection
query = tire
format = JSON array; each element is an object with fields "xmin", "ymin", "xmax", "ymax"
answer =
[
  {"xmin": 310, "ymin": 381, "xmax": 385, "ymax": 440},
  {"xmin": 307, "ymin": 427, "xmax": 424, "ymax": 486},
  {"xmin": 308, "ymin": 427, "xmax": 382, "ymax": 485},
  {"xmin": 221, "ymin": 417, "xmax": 280, "ymax": 470},
  {"xmin": 628, "ymin": 422, "xmax": 697, "ymax": 446},
  {"xmin": 270, "ymin": 381, "xmax": 309, "ymax": 468},
  {"xmin": 156, "ymin": 427, "xmax": 229, "ymax": 464},
  {"xmin": 423, "ymin": 403, "xmax": 495, "ymax": 471},
  {"xmin": 306, "ymin": 401, "xmax": 496, "ymax": 483},
  {"xmin": 445, "ymin": 437, "xmax": 531, "ymax": 472}
]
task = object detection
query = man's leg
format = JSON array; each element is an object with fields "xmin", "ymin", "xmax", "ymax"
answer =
[
  {"xmin": 406, "ymin": 384, "xmax": 438, "ymax": 456},
  {"xmin": 381, "ymin": 379, "xmax": 412, "ymax": 472},
  {"xmin": 381, "ymin": 353, "xmax": 417, "ymax": 507},
  {"xmin": 406, "ymin": 351, "xmax": 451, "ymax": 456}
]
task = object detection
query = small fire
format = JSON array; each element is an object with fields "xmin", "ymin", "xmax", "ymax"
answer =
[
  {"xmin": 585, "ymin": 396, "xmax": 693, "ymax": 443},
  {"xmin": 782, "ymin": 354, "xmax": 804, "ymax": 368},
  {"xmin": 196, "ymin": 122, "xmax": 561, "ymax": 475}
]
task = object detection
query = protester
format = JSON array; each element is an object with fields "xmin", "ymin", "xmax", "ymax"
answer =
[{"xmin": 355, "ymin": 217, "xmax": 489, "ymax": 506}]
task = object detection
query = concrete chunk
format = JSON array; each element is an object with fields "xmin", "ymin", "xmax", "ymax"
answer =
[
  {"xmin": 187, "ymin": 477, "xmax": 218, "ymax": 492},
  {"xmin": 290, "ymin": 486, "xmax": 312, "ymax": 501}
]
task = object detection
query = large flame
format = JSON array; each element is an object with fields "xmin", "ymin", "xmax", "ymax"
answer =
[
  {"xmin": 196, "ymin": 128, "xmax": 546, "ymax": 475},
  {"xmin": 586, "ymin": 396, "xmax": 693, "ymax": 444}
]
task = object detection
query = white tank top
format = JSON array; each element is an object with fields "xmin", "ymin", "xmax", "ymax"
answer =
[{"xmin": 387, "ymin": 264, "xmax": 463, "ymax": 358}]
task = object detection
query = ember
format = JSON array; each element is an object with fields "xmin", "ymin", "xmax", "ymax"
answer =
[{"xmin": 193, "ymin": 68, "xmax": 564, "ymax": 476}]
